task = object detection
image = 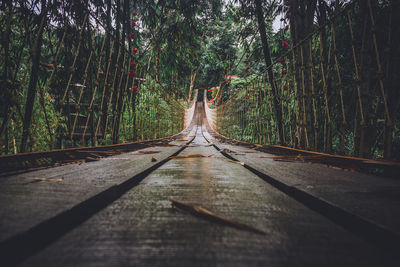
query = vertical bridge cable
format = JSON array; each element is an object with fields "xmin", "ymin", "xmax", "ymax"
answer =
[
  {"xmin": 94, "ymin": 38, "xmax": 115, "ymax": 144},
  {"xmin": 70, "ymin": 30, "xmax": 95, "ymax": 144},
  {"xmin": 41, "ymin": 7, "xmax": 71, "ymax": 149},
  {"xmin": 291, "ymin": 47, "xmax": 301, "ymax": 147},
  {"xmin": 103, "ymin": 41, "xmax": 123, "ymax": 143},
  {"xmin": 346, "ymin": 10, "xmax": 365, "ymax": 129},
  {"xmin": 285, "ymin": 56, "xmax": 294, "ymax": 147},
  {"xmin": 116, "ymin": 49, "xmax": 133, "ymax": 142},
  {"xmin": 111, "ymin": 46, "xmax": 128, "ymax": 143},
  {"xmin": 308, "ymin": 38, "xmax": 318, "ymax": 151},
  {"xmin": 299, "ymin": 46, "xmax": 310, "ymax": 149}
]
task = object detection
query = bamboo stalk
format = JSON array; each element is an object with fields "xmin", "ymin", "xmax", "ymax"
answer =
[
  {"xmin": 300, "ymin": 46, "xmax": 310, "ymax": 149},
  {"xmin": 81, "ymin": 31, "xmax": 108, "ymax": 144},
  {"xmin": 319, "ymin": 30, "xmax": 332, "ymax": 153},
  {"xmin": 331, "ymin": 21, "xmax": 347, "ymax": 154},
  {"xmin": 308, "ymin": 39, "xmax": 318, "ymax": 150},
  {"xmin": 54, "ymin": 13, "xmax": 88, "ymax": 138}
]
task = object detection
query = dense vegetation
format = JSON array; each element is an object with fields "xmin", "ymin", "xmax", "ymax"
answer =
[
  {"xmin": 209, "ymin": 0, "xmax": 400, "ymax": 160},
  {"xmin": 0, "ymin": 0, "xmax": 399, "ymax": 160}
]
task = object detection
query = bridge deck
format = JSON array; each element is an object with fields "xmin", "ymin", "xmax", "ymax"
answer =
[{"xmin": 0, "ymin": 103, "xmax": 399, "ymax": 266}]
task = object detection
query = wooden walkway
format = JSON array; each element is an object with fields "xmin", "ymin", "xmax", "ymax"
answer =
[{"xmin": 0, "ymin": 103, "xmax": 399, "ymax": 266}]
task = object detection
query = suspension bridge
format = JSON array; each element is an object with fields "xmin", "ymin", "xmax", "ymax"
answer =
[{"xmin": 1, "ymin": 0, "xmax": 400, "ymax": 266}]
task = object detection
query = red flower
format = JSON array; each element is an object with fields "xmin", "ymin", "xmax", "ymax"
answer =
[
  {"xmin": 130, "ymin": 72, "xmax": 136, "ymax": 77},
  {"xmin": 131, "ymin": 85, "xmax": 138, "ymax": 92},
  {"xmin": 282, "ymin": 41, "xmax": 289, "ymax": 48},
  {"xmin": 131, "ymin": 61, "xmax": 137, "ymax": 67},
  {"xmin": 285, "ymin": 25, "xmax": 289, "ymax": 31},
  {"xmin": 129, "ymin": 33, "xmax": 135, "ymax": 39},
  {"xmin": 49, "ymin": 95, "xmax": 54, "ymax": 99},
  {"xmin": 246, "ymin": 65, "xmax": 251, "ymax": 70},
  {"xmin": 278, "ymin": 58, "xmax": 285, "ymax": 64},
  {"xmin": 247, "ymin": 58, "xmax": 251, "ymax": 63},
  {"xmin": 245, "ymin": 72, "xmax": 250, "ymax": 77},
  {"xmin": 132, "ymin": 11, "xmax": 137, "ymax": 16},
  {"xmin": 236, "ymin": 89, "xmax": 239, "ymax": 93},
  {"xmin": 155, "ymin": 72, "xmax": 159, "ymax": 76},
  {"xmin": 132, "ymin": 47, "xmax": 138, "ymax": 54},
  {"xmin": 281, "ymin": 69, "xmax": 287, "ymax": 75},
  {"xmin": 282, "ymin": 85, "xmax": 288, "ymax": 90},
  {"xmin": 131, "ymin": 21, "xmax": 136, "ymax": 27},
  {"xmin": 245, "ymin": 95, "xmax": 250, "ymax": 100}
]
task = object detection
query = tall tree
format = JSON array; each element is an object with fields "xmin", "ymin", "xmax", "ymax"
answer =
[
  {"xmin": 20, "ymin": 1, "xmax": 47, "ymax": 152},
  {"xmin": 254, "ymin": 0, "xmax": 285, "ymax": 145},
  {"xmin": 383, "ymin": 0, "xmax": 400, "ymax": 159},
  {"xmin": 288, "ymin": 0, "xmax": 317, "ymax": 149}
]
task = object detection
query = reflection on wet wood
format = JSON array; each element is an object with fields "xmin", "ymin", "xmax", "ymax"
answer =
[
  {"xmin": 30, "ymin": 177, "xmax": 64, "ymax": 183},
  {"xmin": 132, "ymin": 150, "xmax": 161, "ymax": 155},
  {"xmin": 169, "ymin": 154, "xmax": 208, "ymax": 159}
]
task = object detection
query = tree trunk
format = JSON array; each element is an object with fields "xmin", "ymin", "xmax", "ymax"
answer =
[
  {"xmin": 384, "ymin": 0, "xmax": 400, "ymax": 159},
  {"xmin": 358, "ymin": 0, "xmax": 376, "ymax": 158},
  {"xmin": 187, "ymin": 70, "xmax": 197, "ymax": 105},
  {"xmin": 254, "ymin": 0, "xmax": 285, "ymax": 145},
  {"xmin": 20, "ymin": 5, "xmax": 47, "ymax": 152},
  {"xmin": 317, "ymin": 0, "xmax": 332, "ymax": 153},
  {"xmin": 100, "ymin": 0, "xmax": 112, "ymax": 141},
  {"xmin": 111, "ymin": 0, "xmax": 122, "ymax": 144},
  {"xmin": 112, "ymin": 0, "xmax": 129, "ymax": 144},
  {"xmin": 289, "ymin": 0, "xmax": 317, "ymax": 149},
  {"xmin": 0, "ymin": 1, "xmax": 14, "ymax": 145}
]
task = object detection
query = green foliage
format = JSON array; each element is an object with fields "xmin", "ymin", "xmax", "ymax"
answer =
[{"xmin": 1, "ymin": 0, "xmax": 399, "ymax": 161}]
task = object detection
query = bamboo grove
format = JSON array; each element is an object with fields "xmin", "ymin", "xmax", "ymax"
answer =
[
  {"xmin": 1, "ymin": 0, "xmax": 399, "ymax": 161},
  {"xmin": 0, "ymin": 0, "xmax": 194, "ymax": 154},
  {"xmin": 209, "ymin": 0, "xmax": 399, "ymax": 160}
]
